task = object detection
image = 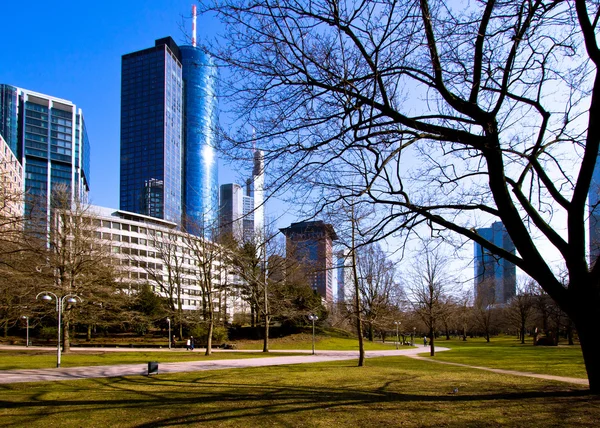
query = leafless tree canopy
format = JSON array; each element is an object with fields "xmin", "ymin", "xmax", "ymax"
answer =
[{"xmin": 200, "ymin": 0, "xmax": 600, "ymax": 389}]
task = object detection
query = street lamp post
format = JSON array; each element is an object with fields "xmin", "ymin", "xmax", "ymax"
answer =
[
  {"xmin": 394, "ymin": 321, "xmax": 400, "ymax": 349},
  {"xmin": 36, "ymin": 291, "xmax": 82, "ymax": 368},
  {"xmin": 21, "ymin": 316, "xmax": 29, "ymax": 347},
  {"xmin": 167, "ymin": 317, "xmax": 171, "ymax": 349},
  {"xmin": 308, "ymin": 314, "xmax": 318, "ymax": 355}
]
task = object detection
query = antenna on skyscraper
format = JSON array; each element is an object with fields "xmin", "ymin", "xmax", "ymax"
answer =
[{"xmin": 192, "ymin": 4, "xmax": 197, "ymax": 47}]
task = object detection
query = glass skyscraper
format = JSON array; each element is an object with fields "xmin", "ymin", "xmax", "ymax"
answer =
[
  {"xmin": 180, "ymin": 46, "xmax": 218, "ymax": 233},
  {"xmin": 0, "ymin": 84, "xmax": 90, "ymax": 222},
  {"xmin": 474, "ymin": 221, "xmax": 516, "ymax": 305},
  {"xmin": 120, "ymin": 38, "xmax": 218, "ymax": 232}
]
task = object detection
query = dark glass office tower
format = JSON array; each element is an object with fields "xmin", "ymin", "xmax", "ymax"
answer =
[
  {"xmin": 474, "ymin": 221, "xmax": 516, "ymax": 305},
  {"xmin": 0, "ymin": 84, "xmax": 19, "ymax": 157},
  {"xmin": 0, "ymin": 85, "xmax": 90, "ymax": 221},
  {"xmin": 120, "ymin": 38, "xmax": 218, "ymax": 231},
  {"xmin": 120, "ymin": 37, "xmax": 183, "ymax": 225},
  {"xmin": 180, "ymin": 46, "xmax": 218, "ymax": 233}
]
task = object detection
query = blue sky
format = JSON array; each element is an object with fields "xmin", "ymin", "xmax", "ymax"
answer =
[{"xmin": 0, "ymin": 0, "xmax": 246, "ymax": 211}]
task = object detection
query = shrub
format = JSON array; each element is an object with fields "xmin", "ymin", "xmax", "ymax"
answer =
[
  {"xmin": 189, "ymin": 324, "xmax": 229, "ymax": 346},
  {"xmin": 39, "ymin": 327, "xmax": 57, "ymax": 341}
]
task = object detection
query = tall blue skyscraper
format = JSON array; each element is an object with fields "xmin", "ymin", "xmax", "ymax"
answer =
[
  {"xmin": 120, "ymin": 37, "xmax": 183, "ymax": 225},
  {"xmin": 474, "ymin": 221, "xmax": 516, "ymax": 305},
  {"xmin": 0, "ymin": 84, "xmax": 90, "ymax": 221},
  {"xmin": 120, "ymin": 37, "xmax": 218, "ymax": 232},
  {"xmin": 180, "ymin": 46, "xmax": 218, "ymax": 233}
]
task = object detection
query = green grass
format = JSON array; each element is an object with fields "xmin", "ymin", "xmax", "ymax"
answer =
[
  {"xmin": 0, "ymin": 356, "xmax": 597, "ymax": 427},
  {"xmin": 0, "ymin": 349, "xmax": 301, "ymax": 370},
  {"xmin": 427, "ymin": 336, "xmax": 588, "ymax": 379},
  {"xmin": 236, "ymin": 333, "xmax": 397, "ymax": 351}
]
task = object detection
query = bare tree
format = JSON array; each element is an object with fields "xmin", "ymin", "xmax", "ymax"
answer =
[
  {"xmin": 185, "ymin": 221, "xmax": 223, "ymax": 356},
  {"xmin": 33, "ymin": 188, "xmax": 117, "ymax": 352},
  {"xmin": 355, "ymin": 242, "xmax": 401, "ymax": 342},
  {"xmin": 473, "ymin": 279, "xmax": 499, "ymax": 343},
  {"xmin": 507, "ymin": 280, "xmax": 536, "ymax": 344},
  {"xmin": 407, "ymin": 239, "xmax": 455, "ymax": 356},
  {"xmin": 199, "ymin": 0, "xmax": 600, "ymax": 391},
  {"xmin": 141, "ymin": 229, "xmax": 186, "ymax": 339}
]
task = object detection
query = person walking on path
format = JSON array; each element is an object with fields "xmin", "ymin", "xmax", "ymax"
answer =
[
  {"xmin": 423, "ymin": 336, "xmax": 428, "ymax": 347},
  {"xmin": 190, "ymin": 336, "xmax": 195, "ymax": 351},
  {"xmin": 186, "ymin": 338, "xmax": 191, "ymax": 351}
]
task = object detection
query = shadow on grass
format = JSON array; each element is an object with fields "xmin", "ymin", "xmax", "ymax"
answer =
[{"xmin": 0, "ymin": 368, "xmax": 594, "ymax": 427}]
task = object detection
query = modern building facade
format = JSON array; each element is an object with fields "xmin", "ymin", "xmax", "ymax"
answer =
[
  {"xmin": 90, "ymin": 205, "xmax": 244, "ymax": 320},
  {"xmin": 120, "ymin": 37, "xmax": 218, "ymax": 232},
  {"xmin": 474, "ymin": 221, "xmax": 516, "ymax": 305},
  {"xmin": 280, "ymin": 220, "xmax": 338, "ymax": 302},
  {"xmin": 0, "ymin": 133, "xmax": 24, "ymax": 220},
  {"xmin": 0, "ymin": 85, "xmax": 90, "ymax": 224},
  {"xmin": 219, "ymin": 183, "xmax": 244, "ymax": 241},
  {"xmin": 180, "ymin": 45, "xmax": 219, "ymax": 234},
  {"xmin": 336, "ymin": 250, "xmax": 353, "ymax": 303}
]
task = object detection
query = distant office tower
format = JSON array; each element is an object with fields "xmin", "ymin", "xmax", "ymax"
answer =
[
  {"xmin": 474, "ymin": 221, "xmax": 516, "ymax": 305},
  {"xmin": 219, "ymin": 149, "xmax": 265, "ymax": 243},
  {"xmin": 280, "ymin": 221, "xmax": 338, "ymax": 302},
  {"xmin": 0, "ymin": 85, "xmax": 90, "ymax": 223},
  {"xmin": 590, "ymin": 159, "xmax": 600, "ymax": 264},
  {"xmin": 219, "ymin": 183, "xmax": 244, "ymax": 241},
  {"xmin": 251, "ymin": 150, "xmax": 264, "ymax": 236},
  {"xmin": 120, "ymin": 37, "xmax": 218, "ymax": 232},
  {"xmin": 336, "ymin": 250, "xmax": 353, "ymax": 303}
]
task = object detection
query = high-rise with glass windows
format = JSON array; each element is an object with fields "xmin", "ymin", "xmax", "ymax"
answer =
[
  {"xmin": 474, "ymin": 221, "xmax": 516, "ymax": 305},
  {"xmin": 120, "ymin": 37, "xmax": 218, "ymax": 233},
  {"xmin": 0, "ymin": 84, "xmax": 90, "ymax": 223},
  {"xmin": 280, "ymin": 221, "xmax": 338, "ymax": 303}
]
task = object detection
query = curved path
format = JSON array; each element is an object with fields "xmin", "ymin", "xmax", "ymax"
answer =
[
  {"xmin": 0, "ymin": 346, "xmax": 436, "ymax": 384},
  {"xmin": 0, "ymin": 345, "xmax": 588, "ymax": 387},
  {"xmin": 406, "ymin": 354, "xmax": 589, "ymax": 386}
]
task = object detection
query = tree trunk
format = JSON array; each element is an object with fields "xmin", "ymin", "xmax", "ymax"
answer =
[
  {"xmin": 205, "ymin": 320, "xmax": 213, "ymax": 356},
  {"xmin": 429, "ymin": 327, "xmax": 435, "ymax": 357},
  {"xmin": 87, "ymin": 325, "xmax": 92, "ymax": 342},
  {"xmin": 567, "ymin": 322, "xmax": 574, "ymax": 345},
  {"xmin": 368, "ymin": 323, "xmax": 374, "ymax": 342},
  {"xmin": 63, "ymin": 319, "xmax": 71, "ymax": 353},
  {"xmin": 577, "ymin": 321, "xmax": 600, "ymax": 393},
  {"xmin": 263, "ymin": 315, "xmax": 270, "ymax": 352},
  {"xmin": 520, "ymin": 320, "xmax": 526, "ymax": 344}
]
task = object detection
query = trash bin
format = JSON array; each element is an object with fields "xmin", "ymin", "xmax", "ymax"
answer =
[{"xmin": 148, "ymin": 361, "xmax": 158, "ymax": 375}]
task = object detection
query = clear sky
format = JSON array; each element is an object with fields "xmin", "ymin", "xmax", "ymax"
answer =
[{"xmin": 0, "ymin": 0, "xmax": 239, "ymax": 210}]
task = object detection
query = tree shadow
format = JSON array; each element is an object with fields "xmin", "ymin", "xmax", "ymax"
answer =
[{"xmin": 0, "ymin": 369, "xmax": 595, "ymax": 427}]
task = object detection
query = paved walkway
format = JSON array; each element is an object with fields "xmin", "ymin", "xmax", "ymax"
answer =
[
  {"xmin": 0, "ymin": 346, "xmax": 435, "ymax": 384},
  {"xmin": 407, "ymin": 354, "xmax": 589, "ymax": 386},
  {"xmin": 0, "ymin": 345, "xmax": 589, "ymax": 387}
]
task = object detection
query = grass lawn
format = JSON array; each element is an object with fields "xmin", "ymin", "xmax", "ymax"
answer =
[
  {"xmin": 0, "ymin": 356, "xmax": 597, "ymax": 427},
  {"xmin": 427, "ymin": 336, "xmax": 588, "ymax": 379},
  {"xmin": 0, "ymin": 349, "xmax": 301, "ymax": 370},
  {"xmin": 236, "ymin": 333, "xmax": 397, "ymax": 351}
]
